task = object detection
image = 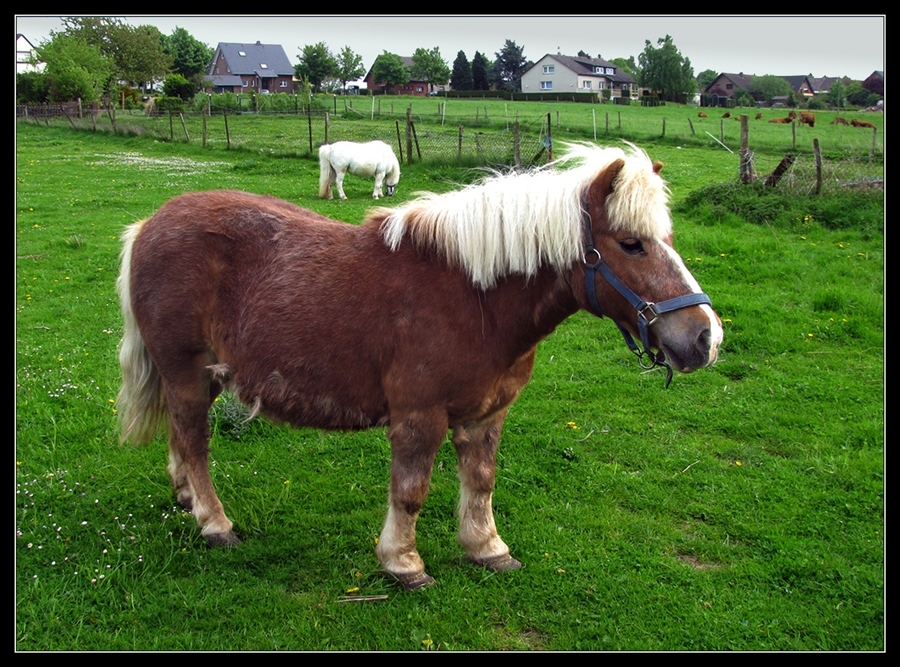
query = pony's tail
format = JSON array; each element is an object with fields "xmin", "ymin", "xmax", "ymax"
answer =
[
  {"xmin": 116, "ymin": 220, "xmax": 167, "ymax": 445},
  {"xmin": 318, "ymin": 145, "xmax": 335, "ymax": 198}
]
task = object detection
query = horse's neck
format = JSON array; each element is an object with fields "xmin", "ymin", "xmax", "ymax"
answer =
[{"xmin": 486, "ymin": 267, "xmax": 581, "ymax": 355}]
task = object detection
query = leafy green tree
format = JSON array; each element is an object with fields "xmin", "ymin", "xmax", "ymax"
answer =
[
  {"xmin": 57, "ymin": 17, "xmax": 170, "ymax": 89},
  {"xmin": 451, "ymin": 51, "xmax": 473, "ymax": 91},
  {"xmin": 697, "ymin": 68, "xmax": 718, "ymax": 89},
  {"xmin": 411, "ymin": 46, "xmax": 450, "ymax": 93},
  {"xmin": 610, "ymin": 57, "xmax": 639, "ymax": 78},
  {"xmin": 34, "ymin": 33, "xmax": 113, "ymax": 102},
  {"xmin": 472, "ymin": 51, "xmax": 491, "ymax": 91},
  {"xmin": 370, "ymin": 51, "xmax": 409, "ymax": 93},
  {"xmin": 637, "ymin": 35, "xmax": 695, "ymax": 102},
  {"xmin": 165, "ymin": 27, "xmax": 211, "ymax": 79},
  {"xmin": 748, "ymin": 75, "xmax": 791, "ymax": 104},
  {"xmin": 334, "ymin": 46, "xmax": 365, "ymax": 91},
  {"xmin": 295, "ymin": 42, "xmax": 337, "ymax": 93},
  {"xmin": 491, "ymin": 39, "xmax": 529, "ymax": 92}
]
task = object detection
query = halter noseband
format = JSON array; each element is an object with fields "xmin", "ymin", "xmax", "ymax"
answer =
[{"xmin": 581, "ymin": 211, "xmax": 712, "ymax": 388}]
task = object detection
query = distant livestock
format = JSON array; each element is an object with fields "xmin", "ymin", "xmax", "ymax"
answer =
[
  {"xmin": 850, "ymin": 119, "xmax": 876, "ymax": 129},
  {"xmin": 798, "ymin": 112, "xmax": 816, "ymax": 128}
]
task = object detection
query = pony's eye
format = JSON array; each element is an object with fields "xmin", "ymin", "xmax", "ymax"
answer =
[{"xmin": 619, "ymin": 239, "xmax": 645, "ymax": 255}]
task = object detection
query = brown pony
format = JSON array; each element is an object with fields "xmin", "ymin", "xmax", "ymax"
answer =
[
  {"xmin": 117, "ymin": 143, "xmax": 722, "ymax": 589},
  {"xmin": 851, "ymin": 118, "xmax": 876, "ymax": 128},
  {"xmin": 799, "ymin": 112, "xmax": 816, "ymax": 127}
]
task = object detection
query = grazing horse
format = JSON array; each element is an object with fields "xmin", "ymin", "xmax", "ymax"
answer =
[
  {"xmin": 318, "ymin": 140, "xmax": 401, "ymax": 200},
  {"xmin": 798, "ymin": 112, "xmax": 816, "ymax": 127},
  {"xmin": 117, "ymin": 143, "xmax": 722, "ymax": 589},
  {"xmin": 851, "ymin": 118, "xmax": 876, "ymax": 128}
]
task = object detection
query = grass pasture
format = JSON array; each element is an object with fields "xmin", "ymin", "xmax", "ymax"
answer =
[{"xmin": 16, "ymin": 116, "xmax": 883, "ymax": 651}]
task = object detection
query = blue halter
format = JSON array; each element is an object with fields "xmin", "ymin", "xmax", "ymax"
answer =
[{"xmin": 582, "ymin": 215, "xmax": 712, "ymax": 388}]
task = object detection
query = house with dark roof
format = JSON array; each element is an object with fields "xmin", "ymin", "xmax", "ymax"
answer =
[
  {"xmin": 363, "ymin": 56, "xmax": 439, "ymax": 96},
  {"xmin": 520, "ymin": 53, "xmax": 637, "ymax": 99},
  {"xmin": 206, "ymin": 42, "xmax": 295, "ymax": 94}
]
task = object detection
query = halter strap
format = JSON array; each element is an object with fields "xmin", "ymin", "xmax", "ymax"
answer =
[{"xmin": 582, "ymin": 216, "xmax": 712, "ymax": 388}]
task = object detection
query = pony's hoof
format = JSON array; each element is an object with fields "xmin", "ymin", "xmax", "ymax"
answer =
[
  {"xmin": 385, "ymin": 570, "xmax": 435, "ymax": 590},
  {"xmin": 205, "ymin": 531, "xmax": 240, "ymax": 547},
  {"xmin": 474, "ymin": 554, "xmax": 523, "ymax": 572}
]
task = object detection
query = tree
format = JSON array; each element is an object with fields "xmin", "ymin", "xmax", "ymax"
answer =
[
  {"xmin": 370, "ymin": 51, "xmax": 409, "ymax": 93},
  {"xmin": 334, "ymin": 46, "xmax": 365, "ymax": 92},
  {"xmin": 57, "ymin": 17, "xmax": 169, "ymax": 89},
  {"xmin": 472, "ymin": 51, "xmax": 491, "ymax": 91},
  {"xmin": 748, "ymin": 75, "xmax": 791, "ymax": 104},
  {"xmin": 491, "ymin": 40, "xmax": 529, "ymax": 93},
  {"xmin": 697, "ymin": 68, "xmax": 719, "ymax": 90},
  {"xmin": 165, "ymin": 27, "xmax": 212, "ymax": 80},
  {"xmin": 611, "ymin": 57, "xmax": 639, "ymax": 79},
  {"xmin": 637, "ymin": 35, "xmax": 695, "ymax": 102},
  {"xmin": 34, "ymin": 33, "xmax": 114, "ymax": 103},
  {"xmin": 450, "ymin": 51, "xmax": 473, "ymax": 91},
  {"xmin": 295, "ymin": 42, "xmax": 337, "ymax": 93},
  {"xmin": 410, "ymin": 46, "xmax": 451, "ymax": 93}
]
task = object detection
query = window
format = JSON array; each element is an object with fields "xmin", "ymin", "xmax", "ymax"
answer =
[
  {"xmin": 543, "ymin": 65, "xmax": 555, "ymax": 74},
  {"xmin": 541, "ymin": 81, "xmax": 552, "ymax": 90}
]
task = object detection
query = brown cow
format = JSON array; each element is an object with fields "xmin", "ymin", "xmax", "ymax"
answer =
[
  {"xmin": 851, "ymin": 119, "xmax": 876, "ymax": 129},
  {"xmin": 831, "ymin": 117, "xmax": 849, "ymax": 125},
  {"xmin": 799, "ymin": 112, "xmax": 816, "ymax": 128},
  {"xmin": 698, "ymin": 112, "xmax": 708, "ymax": 118}
]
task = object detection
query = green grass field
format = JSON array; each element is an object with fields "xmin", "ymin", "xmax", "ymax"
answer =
[{"xmin": 16, "ymin": 112, "xmax": 883, "ymax": 650}]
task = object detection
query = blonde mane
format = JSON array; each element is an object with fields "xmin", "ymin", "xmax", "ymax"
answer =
[{"xmin": 375, "ymin": 142, "xmax": 671, "ymax": 289}]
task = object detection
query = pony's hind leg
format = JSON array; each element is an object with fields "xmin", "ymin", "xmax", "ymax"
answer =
[
  {"xmin": 164, "ymin": 362, "xmax": 238, "ymax": 546},
  {"xmin": 452, "ymin": 412, "xmax": 522, "ymax": 572},
  {"xmin": 376, "ymin": 408, "xmax": 448, "ymax": 589}
]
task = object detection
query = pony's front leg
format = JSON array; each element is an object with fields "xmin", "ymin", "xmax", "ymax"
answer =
[
  {"xmin": 372, "ymin": 172, "xmax": 385, "ymax": 199},
  {"xmin": 376, "ymin": 409, "xmax": 448, "ymax": 589},
  {"xmin": 335, "ymin": 171, "xmax": 348, "ymax": 199},
  {"xmin": 452, "ymin": 412, "xmax": 522, "ymax": 572}
]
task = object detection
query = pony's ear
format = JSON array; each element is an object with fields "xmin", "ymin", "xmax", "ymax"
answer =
[{"xmin": 587, "ymin": 157, "xmax": 626, "ymax": 206}]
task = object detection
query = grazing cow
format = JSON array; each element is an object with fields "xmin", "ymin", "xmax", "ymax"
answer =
[
  {"xmin": 755, "ymin": 113, "xmax": 764, "ymax": 120},
  {"xmin": 798, "ymin": 112, "xmax": 816, "ymax": 128},
  {"xmin": 851, "ymin": 119, "xmax": 876, "ymax": 129},
  {"xmin": 722, "ymin": 112, "xmax": 731, "ymax": 118},
  {"xmin": 769, "ymin": 117, "xmax": 792, "ymax": 124},
  {"xmin": 831, "ymin": 117, "xmax": 849, "ymax": 125},
  {"xmin": 698, "ymin": 112, "xmax": 708, "ymax": 118}
]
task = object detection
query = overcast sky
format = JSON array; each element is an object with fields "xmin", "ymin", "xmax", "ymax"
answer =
[{"xmin": 16, "ymin": 15, "xmax": 885, "ymax": 83}]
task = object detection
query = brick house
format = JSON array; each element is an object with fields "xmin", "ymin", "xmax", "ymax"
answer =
[{"xmin": 206, "ymin": 42, "xmax": 295, "ymax": 94}]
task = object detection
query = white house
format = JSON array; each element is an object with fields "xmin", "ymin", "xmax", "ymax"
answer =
[{"xmin": 520, "ymin": 53, "xmax": 637, "ymax": 99}]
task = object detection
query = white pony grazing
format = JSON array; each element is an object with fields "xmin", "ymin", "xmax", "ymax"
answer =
[{"xmin": 318, "ymin": 140, "xmax": 401, "ymax": 200}]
